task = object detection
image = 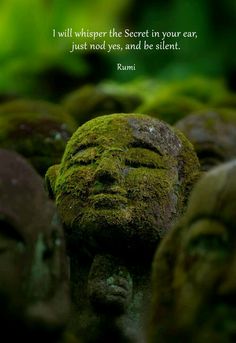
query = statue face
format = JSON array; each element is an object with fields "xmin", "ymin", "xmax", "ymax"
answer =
[
  {"xmin": 0, "ymin": 150, "xmax": 69, "ymax": 336},
  {"xmin": 56, "ymin": 114, "xmax": 187, "ymax": 258},
  {"xmin": 172, "ymin": 162, "xmax": 236, "ymax": 342},
  {"xmin": 88, "ymin": 254, "xmax": 133, "ymax": 316}
]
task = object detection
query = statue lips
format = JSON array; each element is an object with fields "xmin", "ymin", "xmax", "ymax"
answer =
[
  {"xmin": 106, "ymin": 276, "xmax": 132, "ymax": 300},
  {"xmin": 89, "ymin": 194, "xmax": 128, "ymax": 209},
  {"xmin": 89, "ymin": 187, "xmax": 128, "ymax": 209},
  {"xmin": 89, "ymin": 274, "xmax": 133, "ymax": 314}
]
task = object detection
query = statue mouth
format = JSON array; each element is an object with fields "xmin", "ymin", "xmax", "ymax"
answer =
[
  {"xmin": 89, "ymin": 281, "xmax": 132, "ymax": 315},
  {"xmin": 90, "ymin": 278, "xmax": 132, "ymax": 308},
  {"xmin": 105, "ymin": 286, "xmax": 130, "ymax": 302},
  {"xmin": 88, "ymin": 193, "xmax": 128, "ymax": 209}
]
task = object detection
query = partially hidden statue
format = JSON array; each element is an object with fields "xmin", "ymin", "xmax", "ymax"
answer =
[
  {"xmin": 0, "ymin": 99, "xmax": 76, "ymax": 175},
  {"xmin": 0, "ymin": 149, "xmax": 70, "ymax": 342},
  {"xmin": 175, "ymin": 109, "xmax": 236, "ymax": 171},
  {"xmin": 149, "ymin": 159, "xmax": 236, "ymax": 343}
]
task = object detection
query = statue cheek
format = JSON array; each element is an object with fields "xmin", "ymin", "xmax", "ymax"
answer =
[{"xmin": 125, "ymin": 170, "xmax": 176, "ymax": 201}]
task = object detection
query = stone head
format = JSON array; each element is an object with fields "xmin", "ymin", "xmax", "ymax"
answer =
[
  {"xmin": 0, "ymin": 149, "xmax": 70, "ymax": 341},
  {"xmin": 149, "ymin": 160, "xmax": 236, "ymax": 342},
  {"xmin": 47, "ymin": 113, "xmax": 200, "ymax": 262},
  {"xmin": 175, "ymin": 109, "xmax": 236, "ymax": 171},
  {"xmin": 61, "ymin": 84, "xmax": 142, "ymax": 126},
  {"xmin": 0, "ymin": 99, "xmax": 76, "ymax": 175}
]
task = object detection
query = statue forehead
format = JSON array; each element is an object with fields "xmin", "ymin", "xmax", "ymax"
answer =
[
  {"xmin": 67, "ymin": 114, "xmax": 182, "ymax": 156},
  {"xmin": 184, "ymin": 161, "xmax": 236, "ymax": 225}
]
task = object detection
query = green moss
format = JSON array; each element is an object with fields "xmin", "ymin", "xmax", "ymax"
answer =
[
  {"xmin": 45, "ymin": 164, "xmax": 61, "ymax": 199},
  {"xmin": 0, "ymin": 99, "xmax": 77, "ymax": 175},
  {"xmin": 170, "ymin": 77, "xmax": 228, "ymax": 104},
  {"xmin": 61, "ymin": 84, "xmax": 142, "ymax": 126},
  {"xmin": 210, "ymin": 91, "xmax": 236, "ymax": 110},
  {"xmin": 138, "ymin": 92, "xmax": 204, "ymax": 124},
  {"xmin": 136, "ymin": 77, "xmax": 232, "ymax": 125}
]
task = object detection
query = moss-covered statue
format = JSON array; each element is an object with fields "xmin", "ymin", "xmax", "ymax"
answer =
[
  {"xmin": 149, "ymin": 159, "xmax": 236, "ymax": 343},
  {"xmin": 175, "ymin": 108, "xmax": 236, "ymax": 171},
  {"xmin": 61, "ymin": 83, "xmax": 142, "ymax": 126},
  {"xmin": 0, "ymin": 99, "xmax": 77, "ymax": 175},
  {"xmin": 46, "ymin": 113, "xmax": 200, "ymax": 342},
  {"xmin": 0, "ymin": 149, "xmax": 70, "ymax": 343}
]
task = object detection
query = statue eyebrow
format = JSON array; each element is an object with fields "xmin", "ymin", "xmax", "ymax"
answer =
[
  {"xmin": 129, "ymin": 140, "xmax": 163, "ymax": 156},
  {"xmin": 71, "ymin": 142, "xmax": 98, "ymax": 156},
  {"xmin": 186, "ymin": 215, "xmax": 227, "ymax": 231}
]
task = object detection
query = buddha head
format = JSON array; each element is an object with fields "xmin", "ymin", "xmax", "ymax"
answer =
[
  {"xmin": 175, "ymin": 109, "xmax": 236, "ymax": 171},
  {"xmin": 150, "ymin": 160, "xmax": 236, "ymax": 343},
  {"xmin": 47, "ymin": 113, "xmax": 199, "ymax": 261},
  {"xmin": 0, "ymin": 149, "xmax": 70, "ymax": 341}
]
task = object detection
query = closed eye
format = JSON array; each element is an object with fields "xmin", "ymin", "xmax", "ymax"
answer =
[
  {"xmin": 185, "ymin": 220, "xmax": 229, "ymax": 259},
  {"xmin": 73, "ymin": 158, "xmax": 95, "ymax": 166},
  {"xmin": 124, "ymin": 147, "xmax": 167, "ymax": 169},
  {"xmin": 124, "ymin": 159, "xmax": 158, "ymax": 169},
  {"xmin": 0, "ymin": 219, "xmax": 25, "ymax": 252},
  {"xmin": 72, "ymin": 146, "xmax": 98, "ymax": 166},
  {"xmin": 188, "ymin": 234, "xmax": 228, "ymax": 252}
]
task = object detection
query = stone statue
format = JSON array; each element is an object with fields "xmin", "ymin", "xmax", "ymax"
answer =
[
  {"xmin": 61, "ymin": 83, "xmax": 142, "ymax": 126},
  {"xmin": 0, "ymin": 149, "xmax": 70, "ymax": 342},
  {"xmin": 149, "ymin": 159, "xmax": 236, "ymax": 343},
  {"xmin": 0, "ymin": 99, "xmax": 76, "ymax": 175},
  {"xmin": 175, "ymin": 109, "xmax": 236, "ymax": 171},
  {"xmin": 46, "ymin": 113, "xmax": 200, "ymax": 342}
]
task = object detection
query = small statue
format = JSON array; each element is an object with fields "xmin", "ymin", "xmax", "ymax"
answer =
[
  {"xmin": 175, "ymin": 108, "xmax": 236, "ymax": 171},
  {"xmin": 61, "ymin": 83, "xmax": 142, "ymax": 126},
  {"xmin": 0, "ymin": 99, "xmax": 76, "ymax": 175},
  {"xmin": 0, "ymin": 149, "xmax": 70, "ymax": 342},
  {"xmin": 149, "ymin": 159, "xmax": 236, "ymax": 343},
  {"xmin": 47, "ymin": 113, "xmax": 200, "ymax": 342}
]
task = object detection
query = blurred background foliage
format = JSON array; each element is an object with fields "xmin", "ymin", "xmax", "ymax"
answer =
[{"xmin": 0, "ymin": 0, "xmax": 235, "ymax": 101}]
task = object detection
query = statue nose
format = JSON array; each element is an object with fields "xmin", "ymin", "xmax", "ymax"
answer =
[{"xmin": 94, "ymin": 157, "xmax": 120, "ymax": 184}]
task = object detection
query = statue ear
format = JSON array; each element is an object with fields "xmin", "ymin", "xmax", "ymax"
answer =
[{"xmin": 45, "ymin": 164, "xmax": 60, "ymax": 200}]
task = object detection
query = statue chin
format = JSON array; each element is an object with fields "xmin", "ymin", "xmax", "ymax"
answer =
[
  {"xmin": 78, "ymin": 206, "xmax": 133, "ymax": 226},
  {"xmin": 89, "ymin": 283, "xmax": 132, "ymax": 316}
]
